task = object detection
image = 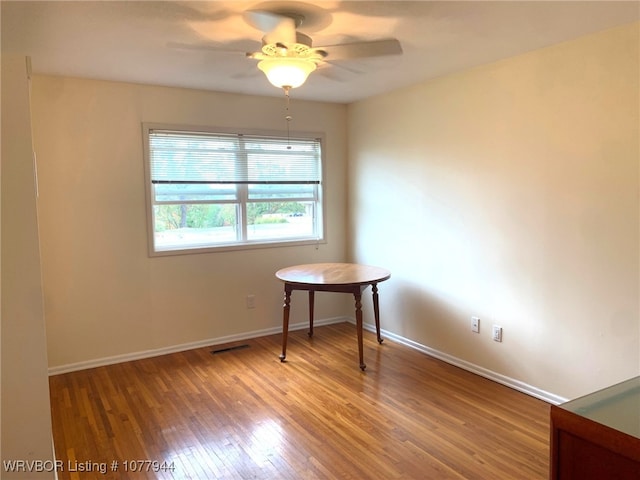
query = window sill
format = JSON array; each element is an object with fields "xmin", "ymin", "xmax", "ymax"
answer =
[{"xmin": 148, "ymin": 237, "xmax": 327, "ymax": 257}]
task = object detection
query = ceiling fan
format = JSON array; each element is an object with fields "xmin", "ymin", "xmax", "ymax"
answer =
[{"xmin": 242, "ymin": 8, "xmax": 403, "ymax": 91}]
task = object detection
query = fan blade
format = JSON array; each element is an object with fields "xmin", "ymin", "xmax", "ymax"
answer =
[
  {"xmin": 318, "ymin": 39, "xmax": 402, "ymax": 61},
  {"xmin": 315, "ymin": 62, "xmax": 358, "ymax": 82},
  {"xmin": 168, "ymin": 40, "xmax": 258, "ymax": 55},
  {"xmin": 168, "ymin": 41, "xmax": 235, "ymax": 53},
  {"xmin": 231, "ymin": 66, "xmax": 261, "ymax": 80},
  {"xmin": 315, "ymin": 67, "xmax": 347, "ymax": 82},
  {"xmin": 321, "ymin": 61, "xmax": 364, "ymax": 75},
  {"xmin": 244, "ymin": 10, "xmax": 297, "ymax": 44}
]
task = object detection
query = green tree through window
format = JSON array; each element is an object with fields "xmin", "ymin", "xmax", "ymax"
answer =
[{"xmin": 144, "ymin": 125, "xmax": 324, "ymax": 254}]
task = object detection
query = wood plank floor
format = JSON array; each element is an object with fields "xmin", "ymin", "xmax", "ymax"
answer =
[{"xmin": 49, "ymin": 323, "xmax": 551, "ymax": 479}]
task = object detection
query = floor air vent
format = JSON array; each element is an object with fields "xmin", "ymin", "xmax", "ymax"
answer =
[{"xmin": 211, "ymin": 344, "xmax": 250, "ymax": 355}]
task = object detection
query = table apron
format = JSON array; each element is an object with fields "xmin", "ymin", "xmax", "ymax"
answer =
[{"xmin": 284, "ymin": 282, "xmax": 374, "ymax": 295}]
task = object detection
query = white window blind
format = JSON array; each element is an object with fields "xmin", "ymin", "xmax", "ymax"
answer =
[
  {"xmin": 143, "ymin": 126, "xmax": 325, "ymax": 255},
  {"xmin": 148, "ymin": 130, "xmax": 321, "ymax": 185}
]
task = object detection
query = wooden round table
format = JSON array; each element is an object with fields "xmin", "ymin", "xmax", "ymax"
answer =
[{"xmin": 275, "ymin": 263, "xmax": 391, "ymax": 370}]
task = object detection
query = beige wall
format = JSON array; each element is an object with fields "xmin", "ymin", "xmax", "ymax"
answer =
[
  {"xmin": 30, "ymin": 77, "xmax": 349, "ymax": 370},
  {"xmin": 1, "ymin": 55, "xmax": 55, "ymax": 478},
  {"xmin": 29, "ymin": 22, "xmax": 640, "ymax": 400},
  {"xmin": 347, "ymin": 22, "xmax": 640, "ymax": 399}
]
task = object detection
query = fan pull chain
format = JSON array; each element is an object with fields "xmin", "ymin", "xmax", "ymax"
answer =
[{"xmin": 283, "ymin": 86, "xmax": 292, "ymax": 150}]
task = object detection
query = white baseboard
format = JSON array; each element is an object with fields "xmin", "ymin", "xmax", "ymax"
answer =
[
  {"xmin": 49, "ymin": 317, "xmax": 568, "ymax": 404},
  {"xmin": 47, "ymin": 316, "xmax": 349, "ymax": 376},
  {"xmin": 354, "ymin": 319, "xmax": 568, "ymax": 405}
]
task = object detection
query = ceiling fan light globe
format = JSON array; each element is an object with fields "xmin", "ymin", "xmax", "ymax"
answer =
[{"xmin": 258, "ymin": 58, "xmax": 316, "ymax": 89}]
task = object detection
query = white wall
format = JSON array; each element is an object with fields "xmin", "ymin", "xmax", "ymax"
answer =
[
  {"xmin": 30, "ymin": 77, "xmax": 349, "ymax": 370},
  {"xmin": 1, "ymin": 55, "xmax": 55, "ymax": 478},
  {"xmin": 347, "ymin": 22, "xmax": 640, "ymax": 400}
]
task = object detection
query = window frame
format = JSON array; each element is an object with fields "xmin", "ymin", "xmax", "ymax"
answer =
[{"xmin": 142, "ymin": 123, "xmax": 326, "ymax": 256}]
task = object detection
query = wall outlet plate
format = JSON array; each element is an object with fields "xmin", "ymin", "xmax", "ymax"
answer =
[
  {"xmin": 492, "ymin": 325, "xmax": 503, "ymax": 342},
  {"xmin": 471, "ymin": 316, "xmax": 480, "ymax": 333},
  {"xmin": 246, "ymin": 294, "xmax": 256, "ymax": 309}
]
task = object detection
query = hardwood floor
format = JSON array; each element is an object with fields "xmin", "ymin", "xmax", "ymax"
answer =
[{"xmin": 49, "ymin": 323, "xmax": 551, "ymax": 479}]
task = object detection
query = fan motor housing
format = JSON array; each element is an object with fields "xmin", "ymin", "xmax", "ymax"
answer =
[
  {"xmin": 262, "ymin": 31, "xmax": 313, "ymax": 49},
  {"xmin": 262, "ymin": 42, "xmax": 312, "ymax": 58}
]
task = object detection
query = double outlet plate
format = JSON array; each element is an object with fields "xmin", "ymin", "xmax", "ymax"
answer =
[{"xmin": 471, "ymin": 317, "xmax": 502, "ymax": 342}]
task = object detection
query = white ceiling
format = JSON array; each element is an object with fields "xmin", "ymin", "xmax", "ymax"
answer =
[{"xmin": 2, "ymin": 1, "xmax": 639, "ymax": 103}]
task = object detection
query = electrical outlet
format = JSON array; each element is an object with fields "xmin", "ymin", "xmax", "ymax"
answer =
[
  {"xmin": 246, "ymin": 294, "xmax": 255, "ymax": 309},
  {"xmin": 471, "ymin": 316, "xmax": 480, "ymax": 333},
  {"xmin": 492, "ymin": 325, "xmax": 503, "ymax": 342}
]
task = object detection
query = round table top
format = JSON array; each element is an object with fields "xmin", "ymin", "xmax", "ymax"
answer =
[{"xmin": 275, "ymin": 262, "xmax": 391, "ymax": 286}]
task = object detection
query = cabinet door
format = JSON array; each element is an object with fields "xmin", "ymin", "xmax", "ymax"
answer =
[{"xmin": 551, "ymin": 405, "xmax": 640, "ymax": 480}]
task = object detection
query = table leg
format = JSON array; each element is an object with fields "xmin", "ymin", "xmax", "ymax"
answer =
[
  {"xmin": 280, "ymin": 285, "xmax": 292, "ymax": 362},
  {"xmin": 372, "ymin": 283, "xmax": 384, "ymax": 344},
  {"xmin": 308, "ymin": 290, "xmax": 315, "ymax": 337},
  {"xmin": 354, "ymin": 291, "xmax": 366, "ymax": 371}
]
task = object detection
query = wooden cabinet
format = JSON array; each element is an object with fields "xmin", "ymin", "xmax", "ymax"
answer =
[{"xmin": 550, "ymin": 377, "xmax": 640, "ymax": 479}]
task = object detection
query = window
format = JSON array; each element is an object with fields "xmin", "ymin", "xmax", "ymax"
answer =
[{"xmin": 143, "ymin": 124, "xmax": 324, "ymax": 255}]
